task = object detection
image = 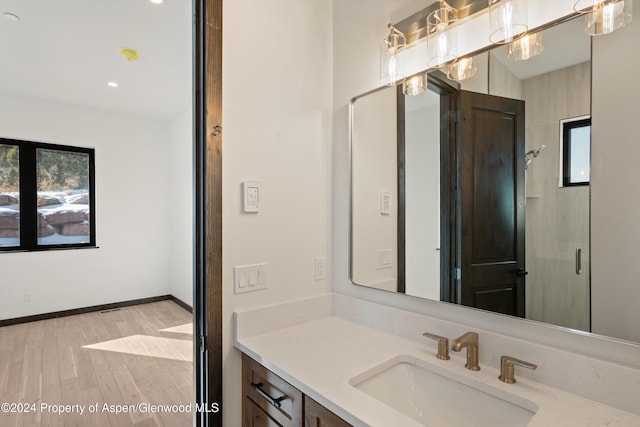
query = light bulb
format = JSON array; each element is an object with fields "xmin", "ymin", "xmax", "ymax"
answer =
[
  {"xmin": 508, "ymin": 32, "xmax": 544, "ymax": 61},
  {"xmin": 403, "ymin": 75, "xmax": 427, "ymax": 96}
]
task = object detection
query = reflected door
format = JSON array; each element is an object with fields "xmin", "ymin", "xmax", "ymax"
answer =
[{"xmin": 459, "ymin": 91, "xmax": 526, "ymax": 317}]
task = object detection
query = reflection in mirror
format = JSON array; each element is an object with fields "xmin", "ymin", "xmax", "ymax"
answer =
[
  {"xmin": 351, "ymin": 87, "xmax": 398, "ymax": 292},
  {"xmin": 351, "ymin": 16, "xmax": 593, "ymax": 333},
  {"xmin": 487, "ymin": 17, "xmax": 591, "ymax": 332},
  {"xmin": 404, "ymin": 89, "xmax": 440, "ymax": 300}
]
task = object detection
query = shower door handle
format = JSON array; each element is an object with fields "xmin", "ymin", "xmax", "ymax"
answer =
[{"xmin": 576, "ymin": 248, "xmax": 582, "ymax": 275}]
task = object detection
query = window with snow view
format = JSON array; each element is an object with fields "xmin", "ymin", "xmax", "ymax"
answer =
[{"xmin": 0, "ymin": 139, "xmax": 95, "ymax": 251}]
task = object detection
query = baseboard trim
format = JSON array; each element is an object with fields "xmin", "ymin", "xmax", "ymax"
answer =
[
  {"xmin": 170, "ymin": 295, "xmax": 193, "ymax": 313},
  {"xmin": 0, "ymin": 294, "xmax": 192, "ymax": 327}
]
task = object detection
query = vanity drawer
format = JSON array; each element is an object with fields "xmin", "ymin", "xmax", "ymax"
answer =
[{"xmin": 243, "ymin": 353, "xmax": 303, "ymax": 427}]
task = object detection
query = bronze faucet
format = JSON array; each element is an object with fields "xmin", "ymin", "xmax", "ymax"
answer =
[
  {"xmin": 451, "ymin": 331, "xmax": 480, "ymax": 371},
  {"xmin": 422, "ymin": 332, "xmax": 450, "ymax": 360},
  {"xmin": 499, "ymin": 355, "xmax": 537, "ymax": 383}
]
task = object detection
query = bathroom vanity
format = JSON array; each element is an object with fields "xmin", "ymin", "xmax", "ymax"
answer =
[
  {"xmin": 243, "ymin": 353, "xmax": 351, "ymax": 426},
  {"xmin": 235, "ymin": 294, "xmax": 640, "ymax": 427}
]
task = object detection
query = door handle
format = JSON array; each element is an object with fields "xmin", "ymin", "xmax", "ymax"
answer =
[
  {"xmin": 576, "ymin": 248, "xmax": 582, "ymax": 275},
  {"xmin": 517, "ymin": 268, "xmax": 528, "ymax": 277}
]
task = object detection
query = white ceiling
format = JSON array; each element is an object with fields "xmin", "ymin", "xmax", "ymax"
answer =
[
  {"xmin": 491, "ymin": 16, "xmax": 591, "ymax": 80},
  {"xmin": 0, "ymin": 0, "xmax": 191, "ymax": 120}
]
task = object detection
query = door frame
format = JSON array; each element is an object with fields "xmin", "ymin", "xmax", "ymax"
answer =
[
  {"xmin": 194, "ymin": 0, "xmax": 223, "ymax": 425},
  {"xmin": 396, "ymin": 71, "xmax": 459, "ymax": 300}
]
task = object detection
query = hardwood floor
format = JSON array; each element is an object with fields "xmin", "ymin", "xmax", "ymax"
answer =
[{"xmin": 0, "ymin": 300, "xmax": 193, "ymax": 427}]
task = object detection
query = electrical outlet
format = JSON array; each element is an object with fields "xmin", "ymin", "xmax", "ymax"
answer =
[
  {"xmin": 376, "ymin": 249, "xmax": 393, "ymax": 270},
  {"xmin": 24, "ymin": 292, "xmax": 31, "ymax": 303},
  {"xmin": 314, "ymin": 257, "xmax": 327, "ymax": 281}
]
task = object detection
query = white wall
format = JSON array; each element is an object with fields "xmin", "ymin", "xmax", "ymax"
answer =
[
  {"xmin": 0, "ymin": 91, "xmax": 173, "ymax": 319},
  {"xmin": 489, "ymin": 54, "xmax": 523, "ymax": 99},
  {"xmin": 169, "ymin": 108, "xmax": 193, "ymax": 307},
  {"xmin": 222, "ymin": 0, "xmax": 333, "ymax": 425},
  {"xmin": 591, "ymin": 17, "xmax": 640, "ymax": 343},
  {"xmin": 405, "ymin": 102, "xmax": 440, "ymax": 300},
  {"xmin": 351, "ymin": 87, "xmax": 397, "ymax": 291}
]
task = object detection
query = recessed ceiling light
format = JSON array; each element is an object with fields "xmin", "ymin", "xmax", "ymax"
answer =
[
  {"xmin": 107, "ymin": 82, "xmax": 119, "ymax": 88},
  {"xmin": 149, "ymin": 0, "xmax": 163, "ymax": 4},
  {"xmin": 3, "ymin": 13, "xmax": 20, "ymax": 21}
]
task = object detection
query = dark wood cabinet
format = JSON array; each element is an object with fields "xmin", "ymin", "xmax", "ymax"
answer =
[
  {"xmin": 244, "ymin": 395, "xmax": 285, "ymax": 427},
  {"xmin": 243, "ymin": 353, "xmax": 303, "ymax": 427},
  {"xmin": 304, "ymin": 397, "xmax": 352, "ymax": 427},
  {"xmin": 242, "ymin": 353, "xmax": 352, "ymax": 427}
]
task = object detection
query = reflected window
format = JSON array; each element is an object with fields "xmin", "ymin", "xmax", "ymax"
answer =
[
  {"xmin": 0, "ymin": 138, "xmax": 95, "ymax": 251},
  {"xmin": 562, "ymin": 117, "xmax": 591, "ymax": 186}
]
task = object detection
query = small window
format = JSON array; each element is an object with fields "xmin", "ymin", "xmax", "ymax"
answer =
[
  {"xmin": 561, "ymin": 117, "xmax": 591, "ymax": 187},
  {"xmin": 0, "ymin": 138, "xmax": 95, "ymax": 252},
  {"xmin": 0, "ymin": 144, "xmax": 20, "ymax": 248}
]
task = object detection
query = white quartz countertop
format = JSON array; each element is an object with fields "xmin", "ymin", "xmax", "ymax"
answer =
[{"xmin": 235, "ymin": 315, "xmax": 640, "ymax": 427}]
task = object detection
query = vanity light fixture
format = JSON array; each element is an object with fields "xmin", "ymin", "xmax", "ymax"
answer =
[
  {"xmin": 488, "ymin": 0, "xmax": 529, "ymax": 44},
  {"xmin": 380, "ymin": 24, "xmax": 406, "ymax": 86},
  {"xmin": 574, "ymin": 0, "xmax": 633, "ymax": 35},
  {"xmin": 426, "ymin": 1, "xmax": 458, "ymax": 69},
  {"xmin": 507, "ymin": 32, "xmax": 544, "ymax": 61},
  {"xmin": 446, "ymin": 57, "xmax": 477, "ymax": 81},
  {"xmin": 107, "ymin": 81, "xmax": 119, "ymax": 88},
  {"xmin": 403, "ymin": 73, "xmax": 428, "ymax": 96}
]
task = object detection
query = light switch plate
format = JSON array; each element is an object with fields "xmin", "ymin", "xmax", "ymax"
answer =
[
  {"xmin": 234, "ymin": 263, "xmax": 267, "ymax": 294},
  {"xmin": 380, "ymin": 191, "xmax": 391, "ymax": 215},
  {"xmin": 243, "ymin": 181, "xmax": 262, "ymax": 213}
]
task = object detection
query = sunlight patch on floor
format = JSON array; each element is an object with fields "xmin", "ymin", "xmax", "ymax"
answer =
[
  {"xmin": 83, "ymin": 335, "xmax": 192, "ymax": 362},
  {"xmin": 160, "ymin": 323, "xmax": 193, "ymax": 335}
]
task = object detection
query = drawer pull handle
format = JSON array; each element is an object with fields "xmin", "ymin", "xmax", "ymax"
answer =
[{"xmin": 250, "ymin": 382, "xmax": 286, "ymax": 408}]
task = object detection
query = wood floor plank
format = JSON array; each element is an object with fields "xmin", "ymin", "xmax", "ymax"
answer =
[
  {"xmin": 80, "ymin": 386, "xmax": 111, "ymax": 427},
  {"xmin": 0, "ymin": 391, "xmax": 20, "ymax": 427},
  {"xmin": 0, "ymin": 349, "xmax": 12, "ymax": 389},
  {"xmin": 0, "ymin": 301, "xmax": 192, "ymax": 427},
  {"xmin": 39, "ymin": 387, "xmax": 63, "ymax": 427}
]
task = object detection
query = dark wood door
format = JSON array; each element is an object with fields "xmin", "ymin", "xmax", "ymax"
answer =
[{"xmin": 459, "ymin": 90, "xmax": 526, "ymax": 317}]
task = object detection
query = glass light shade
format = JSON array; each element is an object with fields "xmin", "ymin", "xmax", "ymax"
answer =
[
  {"xmin": 489, "ymin": 0, "xmax": 529, "ymax": 44},
  {"xmin": 403, "ymin": 74, "xmax": 428, "ymax": 96},
  {"xmin": 508, "ymin": 32, "xmax": 544, "ymax": 61},
  {"xmin": 447, "ymin": 57, "xmax": 477, "ymax": 81},
  {"xmin": 426, "ymin": 5, "xmax": 458, "ymax": 69},
  {"xmin": 380, "ymin": 32, "xmax": 406, "ymax": 86},
  {"xmin": 578, "ymin": 0, "xmax": 633, "ymax": 35}
]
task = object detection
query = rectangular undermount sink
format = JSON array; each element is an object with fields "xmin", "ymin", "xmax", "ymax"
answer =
[{"xmin": 350, "ymin": 355, "xmax": 538, "ymax": 427}]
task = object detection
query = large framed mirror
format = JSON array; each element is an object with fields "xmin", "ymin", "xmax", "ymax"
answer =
[{"xmin": 350, "ymin": 15, "xmax": 593, "ymax": 333}]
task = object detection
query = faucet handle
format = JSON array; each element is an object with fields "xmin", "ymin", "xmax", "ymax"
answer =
[
  {"xmin": 422, "ymin": 332, "xmax": 450, "ymax": 360},
  {"xmin": 499, "ymin": 355, "xmax": 537, "ymax": 384}
]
